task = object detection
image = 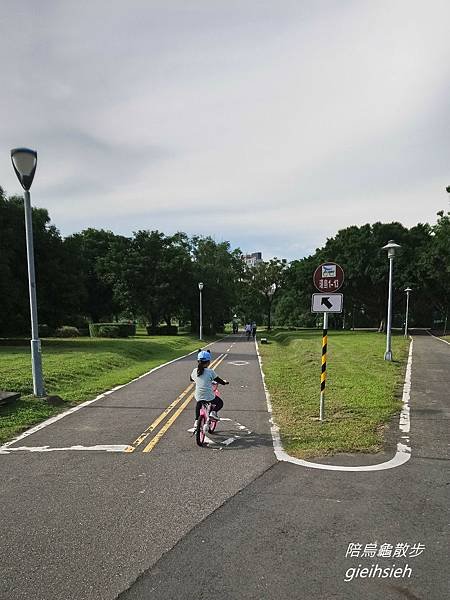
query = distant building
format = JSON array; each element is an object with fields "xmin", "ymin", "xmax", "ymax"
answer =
[{"xmin": 243, "ymin": 252, "xmax": 263, "ymax": 268}]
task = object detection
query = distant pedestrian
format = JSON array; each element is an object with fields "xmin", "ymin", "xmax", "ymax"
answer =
[
  {"xmin": 245, "ymin": 323, "xmax": 251, "ymax": 340},
  {"xmin": 251, "ymin": 322, "xmax": 257, "ymax": 340}
]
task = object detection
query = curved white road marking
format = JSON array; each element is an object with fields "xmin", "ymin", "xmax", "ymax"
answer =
[
  {"xmin": 427, "ymin": 330, "xmax": 450, "ymax": 345},
  {"xmin": 228, "ymin": 360, "xmax": 249, "ymax": 366},
  {"xmin": 255, "ymin": 338, "xmax": 413, "ymax": 472}
]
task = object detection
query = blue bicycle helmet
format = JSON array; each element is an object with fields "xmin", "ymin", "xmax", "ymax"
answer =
[{"xmin": 197, "ymin": 349, "xmax": 211, "ymax": 362}]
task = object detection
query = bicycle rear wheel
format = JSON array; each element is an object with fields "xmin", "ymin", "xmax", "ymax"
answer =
[{"xmin": 196, "ymin": 415, "xmax": 206, "ymax": 447}]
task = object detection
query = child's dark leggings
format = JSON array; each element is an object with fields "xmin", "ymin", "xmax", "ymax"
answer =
[{"xmin": 195, "ymin": 398, "xmax": 224, "ymax": 419}]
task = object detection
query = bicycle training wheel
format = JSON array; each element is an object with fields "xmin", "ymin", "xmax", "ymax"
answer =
[{"xmin": 196, "ymin": 415, "xmax": 206, "ymax": 447}]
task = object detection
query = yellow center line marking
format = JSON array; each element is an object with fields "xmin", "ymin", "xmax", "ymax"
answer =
[
  {"xmin": 142, "ymin": 353, "xmax": 228, "ymax": 453},
  {"xmin": 126, "ymin": 353, "xmax": 225, "ymax": 453},
  {"xmin": 125, "ymin": 385, "xmax": 194, "ymax": 452}
]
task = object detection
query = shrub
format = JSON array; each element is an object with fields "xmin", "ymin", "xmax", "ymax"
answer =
[
  {"xmin": 89, "ymin": 323, "xmax": 130, "ymax": 338},
  {"xmin": 98, "ymin": 325, "xmax": 122, "ymax": 338},
  {"xmin": 146, "ymin": 325, "xmax": 178, "ymax": 336},
  {"xmin": 38, "ymin": 324, "xmax": 53, "ymax": 337},
  {"xmin": 54, "ymin": 326, "xmax": 81, "ymax": 338}
]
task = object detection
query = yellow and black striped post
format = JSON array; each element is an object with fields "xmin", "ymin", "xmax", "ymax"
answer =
[{"xmin": 320, "ymin": 312, "xmax": 328, "ymax": 421}]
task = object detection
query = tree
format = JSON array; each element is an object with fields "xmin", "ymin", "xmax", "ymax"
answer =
[
  {"xmin": 65, "ymin": 228, "xmax": 125, "ymax": 322},
  {"xmin": 191, "ymin": 237, "xmax": 243, "ymax": 334},
  {"xmin": 274, "ymin": 255, "xmax": 317, "ymax": 327},
  {"xmin": 0, "ymin": 191, "xmax": 83, "ymax": 335},
  {"xmin": 416, "ymin": 211, "xmax": 450, "ymax": 331},
  {"xmin": 245, "ymin": 258, "xmax": 287, "ymax": 329}
]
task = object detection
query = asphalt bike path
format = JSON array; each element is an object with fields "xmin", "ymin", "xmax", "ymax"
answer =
[
  {"xmin": 119, "ymin": 333, "xmax": 449, "ymax": 600},
  {"xmin": 0, "ymin": 335, "xmax": 276, "ymax": 600}
]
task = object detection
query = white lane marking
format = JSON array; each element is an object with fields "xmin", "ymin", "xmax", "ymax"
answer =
[
  {"xmin": 186, "ymin": 429, "xmax": 216, "ymax": 445},
  {"xmin": 228, "ymin": 360, "xmax": 249, "ymax": 366},
  {"xmin": 0, "ymin": 444, "xmax": 129, "ymax": 454},
  {"xmin": 0, "ymin": 337, "xmax": 228, "ymax": 453},
  {"xmin": 426, "ymin": 330, "xmax": 450, "ymax": 345},
  {"xmin": 234, "ymin": 421, "xmax": 252, "ymax": 434},
  {"xmin": 222, "ymin": 437, "xmax": 239, "ymax": 446},
  {"xmin": 255, "ymin": 337, "xmax": 413, "ymax": 472},
  {"xmin": 188, "ymin": 417, "xmax": 252, "ymax": 445}
]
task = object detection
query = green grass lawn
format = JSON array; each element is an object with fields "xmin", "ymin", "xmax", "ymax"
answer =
[
  {"xmin": 441, "ymin": 336, "xmax": 450, "ymax": 343},
  {"xmin": 259, "ymin": 330, "xmax": 410, "ymax": 459},
  {"xmin": 0, "ymin": 334, "xmax": 210, "ymax": 444}
]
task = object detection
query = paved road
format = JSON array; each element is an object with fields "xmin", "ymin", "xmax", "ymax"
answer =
[
  {"xmin": 118, "ymin": 334, "xmax": 449, "ymax": 600},
  {"xmin": 0, "ymin": 336, "xmax": 275, "ymax": 600},
  {"xmin": 1, "ymin": 333, "xmax": 448, "ymax": 599}
]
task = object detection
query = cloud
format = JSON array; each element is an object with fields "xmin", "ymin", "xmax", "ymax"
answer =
[{"xmin": 0, "ymin": 0, "xmax": 449, "ymax": 260}]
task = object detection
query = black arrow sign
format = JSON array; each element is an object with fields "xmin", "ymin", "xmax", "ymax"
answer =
[{"xmin": 321, "ymin": 297, "xmax": 333, "ymax": 309}]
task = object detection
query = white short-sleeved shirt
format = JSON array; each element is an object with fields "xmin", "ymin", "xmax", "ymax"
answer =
[{"xmin": 191, "ymin": 367, "xmax": 217, "ymax": 402}]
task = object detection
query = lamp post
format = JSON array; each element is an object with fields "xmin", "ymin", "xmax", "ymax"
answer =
[
  {"xmin": 404, "ymin": 287, "xmax": 412, "ymax": 338},
  {"xmin": 10, "ymin": 148, "xmax": 45, "ymax": 396},
  {"xmin": 266, "ymin": 283, "xmax": 276, "ymax": 331},
  {"xmin": 198, "ymin": 282, "xmax": 204, "ymax": 340},
  {"xmin": 382, "ymin": 240, "xmax": 401, "ymax": 361}
]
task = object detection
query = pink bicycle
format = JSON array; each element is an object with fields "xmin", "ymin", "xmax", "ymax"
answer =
[{"xmin": 196, "ymin": 382, "xmax": 222, "ymax": 447}]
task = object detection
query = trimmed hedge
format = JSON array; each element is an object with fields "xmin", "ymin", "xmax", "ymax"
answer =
[
  {"xmin": 89, "ymin": 323, "xmax": 135, "ymax": 338},
  {"xmin": 0, "ymin": 338, "xmax": 29, "ymax": 346},
  {"xmin": 54, "ymin": 326, "xmax": 81, "ymax": 338},
  {"xmin": 146, "ymin": 325, "xmax": 178, "ymax": 336}
]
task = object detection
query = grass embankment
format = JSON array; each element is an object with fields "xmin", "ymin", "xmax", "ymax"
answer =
[
  {"xmin": 0, "ymin": 334, "xmax": 209, "ymax": 444},
  {"xmin": 259, "ymin": 330, "xmax": 409, "ymax": 459}
]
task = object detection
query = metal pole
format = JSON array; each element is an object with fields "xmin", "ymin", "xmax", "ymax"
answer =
[
  {"xmin": 319, "ymin": 311, "xmax": 328, "ymax": 421},
  {"xmin": 404, "ymin": 290, "xmax": 410, "ymax": 338},
  {"xmin": 384, "ymin": 256, "xmax": 394, "ymax": 361},
  {"xmin": 23, "ymin": 190, "xmax": 45, "ymax": 396},
  {"xmin": 199, "ymin": 289, "xmax": 203, "ymax": 341}
]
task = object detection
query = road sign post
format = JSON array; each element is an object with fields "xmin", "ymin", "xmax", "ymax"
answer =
[
  {"xmin": 312, "ymin": 263, "xmax": 345, "ymax": 421},
  {"xmin": 320, "ymin": 312, "xmax": 328, "ymax": 421}
]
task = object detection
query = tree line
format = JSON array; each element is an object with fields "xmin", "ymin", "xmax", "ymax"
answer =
[{"xmin": 0, "ymin": 185, "xmax": 448, "ymax": 336}]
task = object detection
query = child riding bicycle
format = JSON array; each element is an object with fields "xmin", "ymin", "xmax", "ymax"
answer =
[{"xmin": 190, "ymin": 349, "xmax": 229, "ymax": 429}]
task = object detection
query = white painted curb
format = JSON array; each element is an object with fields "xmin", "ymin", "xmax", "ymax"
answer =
[
  {"xmin": 255, "ymin": 337, "xmax": 413, "ymax": 472},
  {"xmin": 0, "ymin": 337, "xmax": 226, "ymax": 452}
]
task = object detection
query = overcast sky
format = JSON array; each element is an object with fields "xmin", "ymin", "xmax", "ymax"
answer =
[{"xmin": 1, "ymin": 0, "xmax": 449, "ymax": 260}]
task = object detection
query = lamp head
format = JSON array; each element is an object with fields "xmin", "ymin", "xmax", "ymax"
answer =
[
  {"xmin": 11, "ymin": 148, "xmax": 37, "ymax": 191},
  {"xmin": 198, "ymin": 282, "xmax": 204, "ymax": 291},
  {"xmin": 267, "ymin": 283, "xmax": 277, "ymax": 297},
  {"xmin": 382, "ymin": 240, "xmax": 401, "ymax": 259},
  {"xmin": 404, "ymin": 287, "xmax": 412, "ymax": 293}
]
